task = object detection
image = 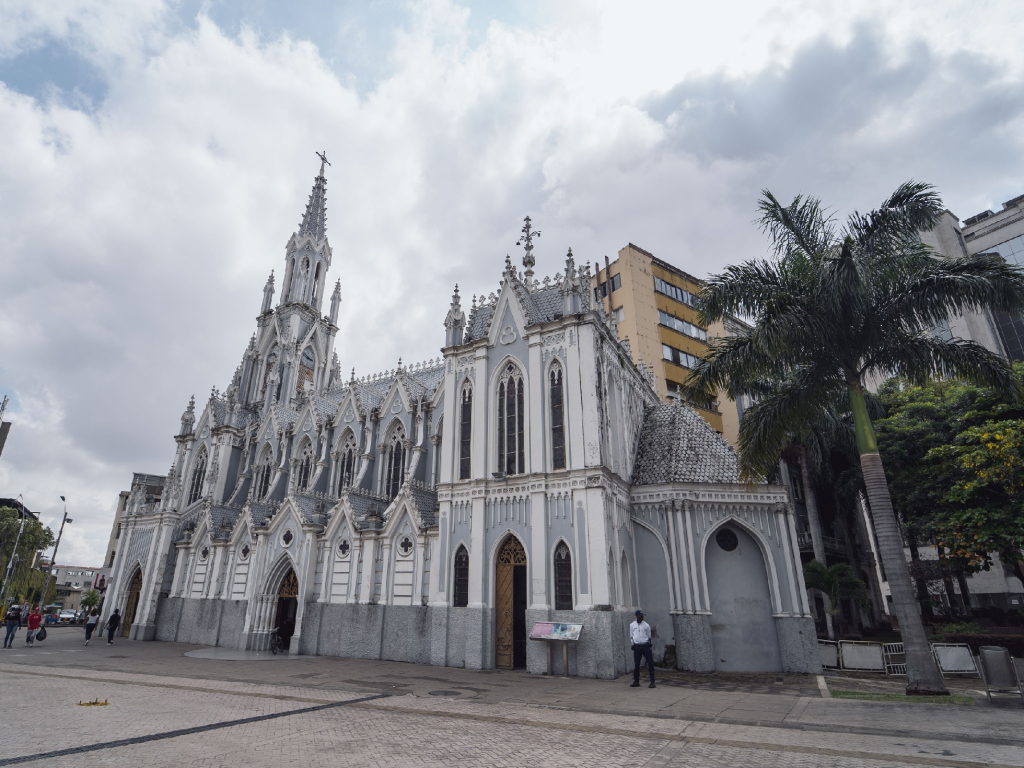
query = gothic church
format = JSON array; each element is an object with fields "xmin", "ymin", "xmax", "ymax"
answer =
[{"xmin": 103, "ymin": 159, "xmax": 820, "ymax": 677}]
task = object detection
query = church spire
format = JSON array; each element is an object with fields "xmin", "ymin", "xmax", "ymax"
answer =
[{"xmin": 298, "ymin": 151, "xmax": 330, "ymax": 242}]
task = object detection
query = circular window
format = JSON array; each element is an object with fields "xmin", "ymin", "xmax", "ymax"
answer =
[
  {"xmin": 200, "ymin": 547, "xmax": 209, "ymax": 561},
  {"xmin": 337, "ymin": 539, "xmax": 351, "ymax": 558},
  {"xmin": 716, "ymin": 528, "xmax": 739, "ymax": 552},
  {"xmin": 282, "ymin": 530, "xmax": 294, "ymax": 546},
  {"xmin": 240, "ymin": 545, "xmax": 251, "ymax": 560}
]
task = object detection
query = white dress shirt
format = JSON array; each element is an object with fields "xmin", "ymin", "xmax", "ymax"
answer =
[{"xmin": 629, "ymin": 620, "xmax": 652, "ymax": 645}]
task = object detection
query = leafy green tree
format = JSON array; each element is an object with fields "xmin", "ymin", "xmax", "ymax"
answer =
[
  {"xmin": 803, "ymin": 560, "xmax": 870, "ymax": 638},
  {"xmin": 1, "ymin": 507, "xmax": 55, "ymax": 604},
  {"xmin": 81, "ymin": 589, "xmax": 101, "ymax": 611},
  {"xmin": 686, "ymin": 182, "xmax": 1024, "ymax": 694}
]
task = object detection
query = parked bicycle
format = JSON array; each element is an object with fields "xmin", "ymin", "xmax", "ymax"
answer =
[{"xmin": 269, "ymin": 626, "xmax": 284, "ymax": 655}]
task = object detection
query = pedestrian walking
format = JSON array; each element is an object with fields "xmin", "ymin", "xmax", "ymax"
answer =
[
  {"xmin": 3, "ymin": 605, "xmax": 21, "ymax": 649},
  {"xmin": 84, "ymin": 609, "xmax": 99, "ymax": 645},
  {"xmin": 25, "ymin": 606, "xmax": 42, "ymax": 647},
  {"xmin": 629, "ymin": 609, "xmax": 656, "ymax": 688},
  {"xmin": 105, "ymin": 608, "xmax": 121, "ymax": 644}
]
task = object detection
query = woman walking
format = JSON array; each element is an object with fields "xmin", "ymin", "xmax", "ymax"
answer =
[
  {"xmin": 105, "ymin": 608, "xmax": 120, "ymax": 645},
  {"xmin": 84, "ymin": 609, "xmax": 99, "ymax": 646}
]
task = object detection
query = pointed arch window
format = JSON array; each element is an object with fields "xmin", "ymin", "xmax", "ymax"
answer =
[
  {"xmin": 459, "ymin": 386, "xmax": 472, "ymax": 480},
  {"xmin": 312, "ymin": 262, "xmax": 323, "ymax": 306},
  {"xmin": 550, "ymin": 364, "xmax": 566, "ymax": 470},
  {"xmin": 296, "ymin": 347, "xmax": 315, "ymax": 395},
  {"xmin": 258, "ymin": 349, "xmax": 278, "ymax": 399},
  {"xmin": 554, "ymin": 542, "xmax": 573, "ymax": 610},
  {"xmin": 296, "ymin": 441, "xmax": 314, "ymax": 490},
  {"xmin": 188, "ymin": 447, "xmax": 207, "ymax": 506},
  {"xmin": 496, "ymin": 363, "xmax": 525, "ymax": 476},
  {"xmin": 384, "ymin": 426, "xmax": 406, "ymax": 499},
  {"xmin": 256, "ymin": 449, "xmax": 274, "ymax": 500},
  {"xmin": 338, "ymin": 433, "xmax": 356, "ymax": 493},
  {"xmin": 453, "ymin": 546, "xmax": 469, "ymax": 607}
]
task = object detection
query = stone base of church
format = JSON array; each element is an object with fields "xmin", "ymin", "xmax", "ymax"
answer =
[
  {"xmin": 155, "ymin": 597, "xmax": 250, "ymax": 649},
  {"xmin": 672, "ymin": 613, "xmax": 715, "ymax": 671},
  {"xmin": 128, "ymin": 622, "xmax": 158, "ymax": 641},
  {"xmin": 774, "ymin": 616, "xmax": 822, "ymax": 673}
]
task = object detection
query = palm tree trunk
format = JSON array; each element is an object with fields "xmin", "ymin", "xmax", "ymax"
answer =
[
  {"xmin": 848, "ymin": 382, "xmax": 948, "ymax": 695},
  {"xmin": 799, "ymin": 446, "xmax": 834, "ymax": 639}
]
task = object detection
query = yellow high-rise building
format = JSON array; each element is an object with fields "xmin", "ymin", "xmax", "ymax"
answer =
[{"xmin": 592, "ymin": 243, "xmax": 744, "ymax": 445}]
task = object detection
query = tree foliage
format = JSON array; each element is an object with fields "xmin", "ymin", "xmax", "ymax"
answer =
[
  {"xmin": 876, "ymin": 365, "xmax": 1024, "ymax": 586},
  {"xmin": 803, "ymin": 560, "xmax": 870, "ymax": 616},
  {"xmin": 0, "ymin": 507, "xmax": 55, "ymax": 604}
]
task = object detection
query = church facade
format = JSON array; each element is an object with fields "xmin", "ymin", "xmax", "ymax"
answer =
[{"xmin": 102, "ymin": 160, "xmax": 820, "ymax": 677}]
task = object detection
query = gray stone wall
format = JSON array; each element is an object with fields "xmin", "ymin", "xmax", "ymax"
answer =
[
  {"xmin": 673, "ymin": 614, "xmax": 714, "ymax": 671},
  {"xmin": 154, "ymin": 596, "xmax": 248, "ymax": 649},
  {"xmin": 774, "ymin": 616, "xmax": 822, "ymax": 673}
]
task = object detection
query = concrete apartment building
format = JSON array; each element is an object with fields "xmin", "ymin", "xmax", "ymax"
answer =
[
  {"xmin": 592, "ymin": 244, "xmax": 744, "ymax": 444},
  {"xmin": 51, "ymin": 564, "xmax": 101, "ymax": 612}
]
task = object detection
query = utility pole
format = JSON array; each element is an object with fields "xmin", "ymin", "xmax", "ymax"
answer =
[{"xmin": 46, "ymin": 496, "xmax": 73, "ymax": 602}]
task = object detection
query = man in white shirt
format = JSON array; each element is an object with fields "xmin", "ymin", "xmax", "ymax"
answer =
[{"xmin": 629, "ymin": 609, "xmax": 655, "ymax": 688}]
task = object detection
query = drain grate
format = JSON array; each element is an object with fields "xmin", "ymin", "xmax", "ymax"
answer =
[{"xmin": 428, "ymin": 690, "xmax": 462, "ymax": 697}]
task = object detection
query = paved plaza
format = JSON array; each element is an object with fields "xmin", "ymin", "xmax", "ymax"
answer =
[{"xmin": 1, "ymin": 627, "xmax": 1022, "ymax": 767}]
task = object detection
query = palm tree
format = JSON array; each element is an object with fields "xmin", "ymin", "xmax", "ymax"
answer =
[
  {"xmin": 81, "ymin": 589, "xmax": 101, "ymax": 611},
  {"xmin": 685, "ymin": 181, "xmax": 1024, "ymax": 695},
  {"xmin": 803, "ymin": 560, "xmax": 870, "ymax": 637}
]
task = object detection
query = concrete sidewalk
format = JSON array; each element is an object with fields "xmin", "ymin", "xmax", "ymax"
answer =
[{"xmin": 4, "ymin": 627, "xmax": 1021, "ymax": 754}]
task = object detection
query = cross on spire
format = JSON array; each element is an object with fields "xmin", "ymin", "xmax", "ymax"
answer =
[
  {"xmin": 516, "ymin": 215, "xmax": 541, "ymax": 285},
  {"xmin": 316, "ymin": 150, "xmax": 331, "ymax": 177}
]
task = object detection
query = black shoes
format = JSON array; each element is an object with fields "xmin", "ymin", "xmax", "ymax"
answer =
[
  {"xmin": 649, "ymin": 682, "xmax": 656, "ymax": 688},
  {"xmin": 629, "ymin": 681, "xmax": 640, "ymax": 687}
]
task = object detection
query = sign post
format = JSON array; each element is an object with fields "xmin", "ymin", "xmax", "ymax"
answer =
[{"xmin": 529, "ymin": 622, "xmax": 583, "ymax": 677}]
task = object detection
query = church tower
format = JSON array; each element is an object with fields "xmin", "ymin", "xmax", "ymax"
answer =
[{"xmin": 239, "ymin": 153, "xmax": 340, "ymax": 412}]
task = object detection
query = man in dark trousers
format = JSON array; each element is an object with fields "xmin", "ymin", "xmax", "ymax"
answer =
[
  {"xmin": 105, "ymin": 608, "xmax": 121, "ymax": 644},
  {"xmin": 3, "ymin": 604, "xmax": 21, "ymax": 649},
  {"xmin": 629, "ymin": 608, "xmax": 656, "ymax": 688}
]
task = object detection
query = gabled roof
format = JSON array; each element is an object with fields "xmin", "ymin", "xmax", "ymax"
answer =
[
  {"xmin": 631, "ymin": 402, "xmax": 740, "ymax": 485},
  {"xmin": 463, "ymin": 280, "xmax": 566, "ymax": 343}
]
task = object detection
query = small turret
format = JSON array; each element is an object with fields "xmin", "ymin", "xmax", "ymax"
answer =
[
  {"xmin": 444, "ymin": 284, "xmax": 466, "ymax": 347},
  {"xmin": 329, "ymin": 279, "xmax": 341, "ymax": 325},
  {"xmin": 261, "ymin": 271, "xmax": 275, "ymax": 314}
]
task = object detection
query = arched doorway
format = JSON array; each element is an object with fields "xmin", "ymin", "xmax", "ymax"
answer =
[
  {"xmin": 274, "ymin": 568, "xmax": 299, "ymax": 651},
  {"xmin": 495, "ymin": 536, "xmax": 527, "ymax": 669},
  {"xmin": 121, "ymin": 569, "xmax": 143, "ymax": 637},
  {"xmin": 705, "ymin": 525, "xmax": 782, "ymax": 672}
]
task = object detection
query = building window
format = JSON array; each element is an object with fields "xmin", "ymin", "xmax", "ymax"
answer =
[
  {"xmin": 496, "ymin": 363, "xmax": 525, "ymax": 476},
  {"xmin": 658, "ymin": 310, "xmax": 707, "ymax": 342},
  {"xmin": 256, "ymin": 450, "xmax": 274, "ymax": 500},
  {"xmin": 453, "ymin": 546, "xmax": 469, "ymax": 607},
  {"xmin": 296, "ymin": 442, "xmax": 314, "ymax": 490},
  {"xmin": 459, "ymin": 387, "xmax": 472, "ymax": 480},
  {"xmin": 593, "ymin": 274, "xmax": 621, "ymax": 302},
  {"xmin": 338, "ymin": 434, "xmax": 356, "ymax": 493},
  {"xmin": 654, "ymin": 276, "xmax": 696, "ymax": 306},
  {"xmin": 554, "ymin": 542, "xmax": 572, "ymax": 610},
  {"xmin": 662, "ymin": 343, "xmax": 699, "ymax": 370},
  {"xmin": 384, "ymin": 426, "xmax": 406, "ymax": 499},
  {"xmin": 296, "ymin": 347, "xmax": 315, "ymax": 395},
  {"xmin": 187, "ymin": 448, "xmax": 207, "ymax": 506},
  {"xmin": 115, "ymin": 523, "xmax": 122, "ymax": 539},
  {"xmin": 107, "ymin": 551, "xmax": 116, "ymax": 567},
  {"xmin": 612, "ymin": 306, "xmax": 624, "ymax": 324},
  {"xmin": 550, "ymin": 365, "xmax": 566, "ymax": 470}
]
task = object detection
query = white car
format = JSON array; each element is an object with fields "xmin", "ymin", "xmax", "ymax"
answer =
[{"xmin": 57, "ymin": 610, "xmax": 76, "ymax": 624}]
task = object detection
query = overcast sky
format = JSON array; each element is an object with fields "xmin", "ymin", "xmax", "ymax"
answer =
[{"xmin": 1, "ymin": 0, "xmax": 1022, "ymax": 566}]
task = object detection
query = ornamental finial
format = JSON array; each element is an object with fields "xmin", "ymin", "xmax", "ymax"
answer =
[
  {"xmin": 316, "ymin": 150, "xmax": 331, "ymax": 177},
  {"xmin": 516, "ymin": 215, "xmax": 541, "ymax": 285}
]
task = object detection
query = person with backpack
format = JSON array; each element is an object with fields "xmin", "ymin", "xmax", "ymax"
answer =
[
  {"xmin": 105, "ymin": 608, "xmax": 121, "ymax": 644},
  {"xmin": 84, "ymin": 609, "xmax": 99, "ymax": 645},
  {"xmin": 3, "ymin": 605, "xmax": 22, "ymax": 649},
  {"xmin": 25, "ymin": 606, "xmax": 42, "ymax": 646}
]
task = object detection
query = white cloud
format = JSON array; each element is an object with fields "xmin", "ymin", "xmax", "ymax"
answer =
[{"xmin": 0, "ymin": 0, "xmax": 1022, "ymax": 563}]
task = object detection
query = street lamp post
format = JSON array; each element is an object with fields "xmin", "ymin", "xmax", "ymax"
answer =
[{"xmin": 45, "ymin": 496, "xmax": 73, "ymax": 602}]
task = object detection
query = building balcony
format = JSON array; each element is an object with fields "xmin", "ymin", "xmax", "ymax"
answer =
[{"xmin": 797, "ymin": 532, "xmax": 846, "ymax": 557}]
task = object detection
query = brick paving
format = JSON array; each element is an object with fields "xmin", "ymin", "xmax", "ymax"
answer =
[{"xmin": 1, "ymin": 627, "xmax": 1022, "ymax": 767}]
